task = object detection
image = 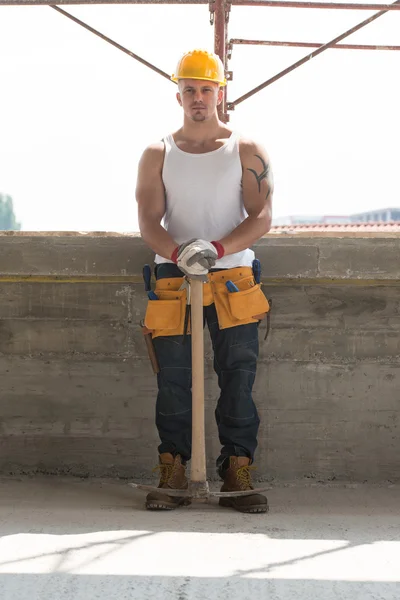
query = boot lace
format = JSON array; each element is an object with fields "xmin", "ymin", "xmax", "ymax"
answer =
[
  {"xmin": 152, "ymin": 463, "xmax": 173, "ymax": 485},
  {"xmin": 236, "ymin": 465, "xmax": 256, "ymax": 490}
]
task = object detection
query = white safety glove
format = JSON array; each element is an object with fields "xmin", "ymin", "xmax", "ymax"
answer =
[
  {"xmin": 179, "ymin": 239, "xmax": 218, "ymax": 268},
  {"xmin": 176, "ymin": 239, "xmax": 219, "ymax": 279}
]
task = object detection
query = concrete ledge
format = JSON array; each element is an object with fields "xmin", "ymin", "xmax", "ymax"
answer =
[{"xmin": 1, "ymin": 233, "xmax": 399, "ymax": 280}]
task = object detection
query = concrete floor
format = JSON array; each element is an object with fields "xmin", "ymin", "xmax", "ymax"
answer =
[{"xmin": 0, "ymin": 477, "xmax": 399, "ymax": 600}]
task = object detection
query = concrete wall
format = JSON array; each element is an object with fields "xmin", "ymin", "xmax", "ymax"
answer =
[{"xmin": 0, "ymin": 232, "xmax": 399, "ymax": 482}]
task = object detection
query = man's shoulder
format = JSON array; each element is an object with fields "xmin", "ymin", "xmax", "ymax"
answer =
[
  {"xmin": 237, "ymin": 135, "xmax": 270, "ymax": 164},
  {"xmin": 238, "ymin": 135, "xmax": 265, "ymax": 153},
  {"xmin": 143, "ymin": 140, "xmax": 165, "ymax": 156},
  {"xmin": 139, "ymin": 141, "xmax": 166, "ymax": 169}
]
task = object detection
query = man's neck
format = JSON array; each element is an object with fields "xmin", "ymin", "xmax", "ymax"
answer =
[{"xmin": 179, "ymin": 115, "xmax": 230, "ymax": 143}]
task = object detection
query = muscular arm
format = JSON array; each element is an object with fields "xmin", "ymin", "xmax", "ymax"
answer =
[
  {"xmin": 136, "ymin": 142, "xmax": 177, "ymax": 260},
  {"xmin": 218, "ymin": 138, "xmax": 273, "ymax": 255}
]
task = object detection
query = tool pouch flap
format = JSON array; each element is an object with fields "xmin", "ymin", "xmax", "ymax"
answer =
[
  {"xmin": 144, "ymin": 289, "xmax": 186, "ymax": 331},
  {"xmin": 227, "ymin": 284, "xmax": 270, "ymax": 321}
]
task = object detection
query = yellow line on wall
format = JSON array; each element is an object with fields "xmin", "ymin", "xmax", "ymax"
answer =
[
  {"xmin": 264, "ymin": 278, "xmax": 400, "ymax": 287},
  {"xmin": 0, "ymin": 275, "xmax": 144, "ymax": 284},
  {"xmin": 0, "ymin": 275, "xmax": 398, "ymax": 286}
]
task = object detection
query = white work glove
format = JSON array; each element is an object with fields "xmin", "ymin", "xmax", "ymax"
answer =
[{"xmin": 176, "ymin": 239, "xmax": 218, "ymax": 279}]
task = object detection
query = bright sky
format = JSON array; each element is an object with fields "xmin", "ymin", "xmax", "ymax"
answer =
[{"xmin": 0, "ymin": 2, "xmax": 399, "ymax": 231}]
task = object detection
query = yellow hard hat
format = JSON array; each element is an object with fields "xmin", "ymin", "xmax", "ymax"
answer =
[{"xmin": 171, "ymin": 49, "xmax": 227, "ymax": 86}]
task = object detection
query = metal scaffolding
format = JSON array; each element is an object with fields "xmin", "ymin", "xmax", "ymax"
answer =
[{"xmin": 2, "ymin": 0, "xmax": 400, "ymax": 121}]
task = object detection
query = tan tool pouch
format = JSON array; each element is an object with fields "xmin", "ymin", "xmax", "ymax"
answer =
[
  {"xmin": 144, "ymin": 280, "xmax": 187, "ymax": 338},
  {"xmin": 209, "ymin": 267, "xmax": 270, "ymax": 330}
]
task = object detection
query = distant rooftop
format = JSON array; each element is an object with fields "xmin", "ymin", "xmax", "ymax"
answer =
[
  {"xmin": 269, "ymin": 222, "xmax": 400, "ymax": 234},
  {"xmin": 273, "ymin": 207, "xmax": 400, "ymax": 227}
]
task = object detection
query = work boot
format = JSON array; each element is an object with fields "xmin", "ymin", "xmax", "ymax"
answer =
[
  {"xmin": 145, "ymin": 452, "xmax": 191, "ymax": 510},
  {"xmin": 219, "ymin": 456, "xmax": 269, "ymax": 514}
]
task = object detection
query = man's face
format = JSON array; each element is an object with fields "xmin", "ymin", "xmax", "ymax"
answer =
[{"xmin": 177, "ymin": 79, "xmax": 223, "ymax": 122}]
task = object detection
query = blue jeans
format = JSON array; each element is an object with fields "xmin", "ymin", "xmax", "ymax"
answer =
[{"xmin": 153, "ymin": 263, "xmax": 261, "ymax": 476}]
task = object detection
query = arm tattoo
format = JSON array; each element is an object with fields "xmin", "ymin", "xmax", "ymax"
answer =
[{"xmin": 247, "ymin": 154, "xmax": 270, "ymax": 194}]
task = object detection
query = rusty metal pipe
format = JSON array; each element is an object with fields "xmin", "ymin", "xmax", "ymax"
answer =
[
  {"xmin": 2, "ymin": 0, "xmax": 400, "ymax": 6},
  {"xmin": 231, "ymin": 0, "xmax": 400, "ymax": 10},
  {"xmin": 1, "ymin": 0, "xmax": 208, "ymax": 4},
  {"xmin": 3, "ymin": 0, "xmax": 400, "ymax": 6},
  {"xmin": 214, "ymin": 0, "xmax": 229, "ymax": 122},
  {"xmin": 231, "ymin": 38, "xmax": 400, "ymax": 51}
]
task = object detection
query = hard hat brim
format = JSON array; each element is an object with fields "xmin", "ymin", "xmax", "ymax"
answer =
[{"xmin": 171, "ymin": 75, "xmax": 227, "ymax": 87}]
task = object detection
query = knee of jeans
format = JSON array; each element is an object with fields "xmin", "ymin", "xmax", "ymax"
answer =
[
  {"xmin": 216, "ymin": 391, "xmax": 259, "ymax": 424},
  {"xmin": 157, "ymin": 389, "xmax": 192, "ymax": 418},
  {"xmin": 157, "ymin": 405, "xmax": 192, "ymax": 418},
  {"xmin": 156, "ymin": 366, "xmax": 192, "ymax": 417},
  {"xmin": 220, "ymin": 368, "xmax": 256, "ymax": 395}
]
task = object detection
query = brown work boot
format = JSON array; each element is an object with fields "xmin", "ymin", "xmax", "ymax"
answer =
[
  {"xmin": 219, "ymin": 456, "xmax": 269, "ymax": 514},
  {"xmin": 145, "ymin": 453, "xmax": 191, "ymax": 510}
]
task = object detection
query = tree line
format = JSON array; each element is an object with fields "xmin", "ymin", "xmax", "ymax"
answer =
[{"xmin": 0, "ymin": 194, "xmax": 21, "ymax": 230}]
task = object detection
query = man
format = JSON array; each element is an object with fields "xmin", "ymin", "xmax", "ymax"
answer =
[{"xmin": 136, "ymin": 49, "xmax": 273, "ymax": 513}]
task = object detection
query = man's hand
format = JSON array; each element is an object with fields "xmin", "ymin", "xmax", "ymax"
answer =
[
  {"xmin": 172, "ymin": 239, "xmax": 222, "ymax": 279},
  {"xmin": 179, "ymin": 239, "xmax": 218, "ymax": 269}
]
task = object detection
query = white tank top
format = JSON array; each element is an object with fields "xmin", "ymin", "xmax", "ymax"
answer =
[{"xmin": 155, "ymin": 131, "xmax": 255, "ymax": 269}]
